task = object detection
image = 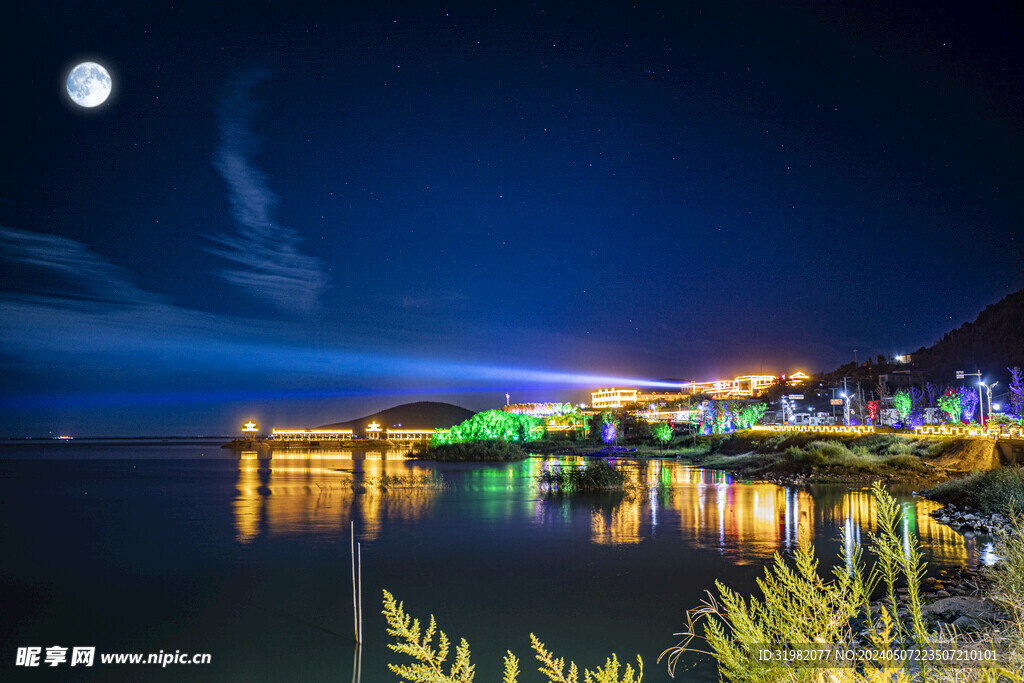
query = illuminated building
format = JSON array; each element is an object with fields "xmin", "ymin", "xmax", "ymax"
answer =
[
  {"xmin": 592, "ymin": 372, "xmax": 808, "ymax": 408},
  {"xmin": 241, "ymin": 420, "xmax": 259, "ymax": 435},
  {"xmin": 270, "ymin": 428, "xmax": 355, "ymax": 440},
  {"xmin": 591, "ymin": 388, "xmax": 698, "ymax": 411},
  {"xmin": 591, "ymin": 388, "xmax": 639, "ymax": 408}
]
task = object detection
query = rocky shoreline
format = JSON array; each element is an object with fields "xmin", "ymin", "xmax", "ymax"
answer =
[
  {"xmin": 928, "ymin": 503, "xmax": 1014, "ymax": 535},
  {"xmin": 749, "ymin": 471, "xmax": 941, "ymax": 487},
  {"xmin": 752, "ymin": 473, "xmax": 1010, "ymax": 640},
  {"xmin": 846, "ymin": 556, "xmax": 1004, "ymax": 647}
]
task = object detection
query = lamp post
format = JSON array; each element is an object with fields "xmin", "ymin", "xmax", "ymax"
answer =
[{"xmin": 980, "ymin": 381, "xmax": 999, "ymax": 427}]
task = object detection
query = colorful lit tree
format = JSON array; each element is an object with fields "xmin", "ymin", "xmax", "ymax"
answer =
[
  {"xmin": 937, "ymin": 388, "xmax": 962, "ymax": 424},
  {"xmin": 959, "ymin": 385, "xmax": 980, "ymax": 424},
  {"xmin": 1007, "ymin": 366, "xmax": 1024, "ymax": 423},
  {"xmin": 688, "ymin": 407, "xmax": 706, "ymax": 436},
  {"xmin": 866, "ymin": 400, "xmax": 879, "ymax": 425},
  {"xmin": 600, "ymin": 421, "xmax": 618, "ymax": 445},
  {"xmin": 892, "ymin": 389, "xmax": 912, "ymax": 427},
  {"xmin": 713, "ymin": 401, "xmax": 727, "ymax": 433},
  {"xmin": 708, "ymin": 400, "xmax": 728, "ymax": 434}
]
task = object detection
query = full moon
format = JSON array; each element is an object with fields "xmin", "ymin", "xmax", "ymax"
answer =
[{"xmin": 66, "ymin": 62, "xmax": 112, "ymax": 108}]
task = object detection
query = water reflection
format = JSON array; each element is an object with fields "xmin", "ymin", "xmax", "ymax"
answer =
[
  {"xmin": 234, "ymin": 447, "xmax": 437, "ymax": 544},
  {"xmin": 529, "ymin": 458, "xmax": 979, "ymax": 566},
  {"xmin": 233, "ymin": 454, "xmax": 983, "ymax": 569}
]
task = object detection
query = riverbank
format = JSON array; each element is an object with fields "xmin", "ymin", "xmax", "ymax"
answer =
[{"xmin": 674, "ymin": 432, "xmax": 953, "ymax": 485}]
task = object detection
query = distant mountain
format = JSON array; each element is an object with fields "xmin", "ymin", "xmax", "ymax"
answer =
[
  {"xmin": 317, "ymin": 401, "xmax": 475, "ymax": 431},
  {"xmin": 912, "ymin": 288, "xmax": 1024, "ymax": 380}
]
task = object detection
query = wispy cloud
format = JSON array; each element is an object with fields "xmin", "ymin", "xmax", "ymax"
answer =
[
  {"xmin": 395, "ymin": 289, "xmax": 471, "ymax": 310},
  {"xmin": 0, "ymin": 225, "xmax": 162, "ymax": 309},
  {"xmin": 207, "ymin": 71, "xmax": 328, "ymax": 313}
]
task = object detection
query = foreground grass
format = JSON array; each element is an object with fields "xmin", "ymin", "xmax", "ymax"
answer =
[
  {"xmin": 988, "ymin": 511, "xmax": 1024, "ymax": 676},
  {"xmin": 661, "ymin": 482, "xmax": 1024, "ymax": 682},
  {"xmin": 926, "ymin": 468, "xmax": 1024, "ymax": 515},
  {"xmin": 383, "ymin": 590, "xmax": 642, "ymax": 682},
  {"xmin": 411, "ymin": 439, "xmax": 529, "ymax": 462}
]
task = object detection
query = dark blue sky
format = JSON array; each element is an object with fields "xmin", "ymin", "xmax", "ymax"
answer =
[{"xmin": 2, "ymin": 1, "xmax": 1023, "ymax": 436}]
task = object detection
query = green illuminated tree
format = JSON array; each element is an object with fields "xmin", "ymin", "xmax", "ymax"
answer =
[
  {"xmin": 652, "ymin": 423, "xmax": 672, "ymax": 450},
  {"xmin": 734, "ymin": 402, "xmax": 767, "ymax": 430},
  {"xmin": 431, "ymin": 410, "xmax": 543, "ymax": 446},
  {"xmin": 937, "ymin": 388, "xmax": 962, "ymax": 424},
  {"xmin": 892, "ymin": 389, "xmax": 911, "ymax": 426}
]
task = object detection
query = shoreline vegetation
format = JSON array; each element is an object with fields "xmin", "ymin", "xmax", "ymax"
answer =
[{"xmin": 409, "ymin": 439, "xmax": 529, "ymax": 462}]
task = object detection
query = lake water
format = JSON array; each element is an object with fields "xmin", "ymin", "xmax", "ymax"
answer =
[{"xmin": 0, "ymin": 440, "xmax": 995, "ymax": 681}]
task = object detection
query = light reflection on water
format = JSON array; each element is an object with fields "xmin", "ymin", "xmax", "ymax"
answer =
[
  {"xmin": 233, "ymin": 452, "xmax": 981, "ymax": 567},
  {"xmin": 234, "ymin": 446, "xmax": 437, "ymax": 543}
]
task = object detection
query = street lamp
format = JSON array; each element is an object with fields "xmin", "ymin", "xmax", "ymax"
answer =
[
  {"xmin": 956, "ymin": 370, "xmax": 984, "ymax": 426},
  {"xmin": 980, "ymin": 381, "xmax": 999, "ymax": 427}
]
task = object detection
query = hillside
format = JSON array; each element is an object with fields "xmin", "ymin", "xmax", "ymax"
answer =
[
  {"xmin": 912, "ymin": 288, "xmax": 1024, "ymax": 380},
  {"xmin": 317, "ymin": 401, "xmax": 475, "ymax": 431}
]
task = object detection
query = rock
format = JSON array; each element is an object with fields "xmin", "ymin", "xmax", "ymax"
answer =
[
  {"xmin": 952, "ymin": 616, "xmax": 980, "ymax": 630},
  {"xmin": 921, "ymin": 596, "xmax": 1000, "ymax": 621},
  {"xmin": 934, "ymin": 590, "xmax": 950, "ymax": 598}
]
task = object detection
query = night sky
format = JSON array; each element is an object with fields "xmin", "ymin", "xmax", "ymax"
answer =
[{"xmin": 2, "ymin": 1, "xmax": 1023, "ymax": 436}]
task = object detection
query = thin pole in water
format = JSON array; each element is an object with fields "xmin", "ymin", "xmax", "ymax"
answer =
[
  {"xmin": 357, "ymin": 542, "xmax": 363, "ymax": 646},
  {"xmin": 351, "ymin": 521, "xmax": 359, "ymax": 643}
]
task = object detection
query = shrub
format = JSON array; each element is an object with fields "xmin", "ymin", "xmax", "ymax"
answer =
[
  {"xmin": 926, "ymin": 468, "xmax": 1024, "ymax": 515},
  {"xmin": 413, "ymin": 440, "xmax": 529, "ymax": 462},
  {"xmin": 538, "ymin": 460, "xmax": 626, "ymax": 490},
  {"xmin": 382, "ymin": 590, "xmax": 642, "ymax": 682},
  {"xmin": 659, "ymin": 482, "xmax": 1017, "ymax": 681}
]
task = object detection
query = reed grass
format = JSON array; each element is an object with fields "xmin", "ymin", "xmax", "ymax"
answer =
[
  {"xmin": 659, "ymin": 482, "xmax": 1022, "ymax": 682},
  {"xmin": 382, "ymin": 590, "xmax": 642, "ymax": 682},
  {"xmin": 365, "ymin": 472, "xmax": 447, "ymax": 489},
  {"xmin": 537, "ymin": 460, "xmax": 626, "ymax": 491}
]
